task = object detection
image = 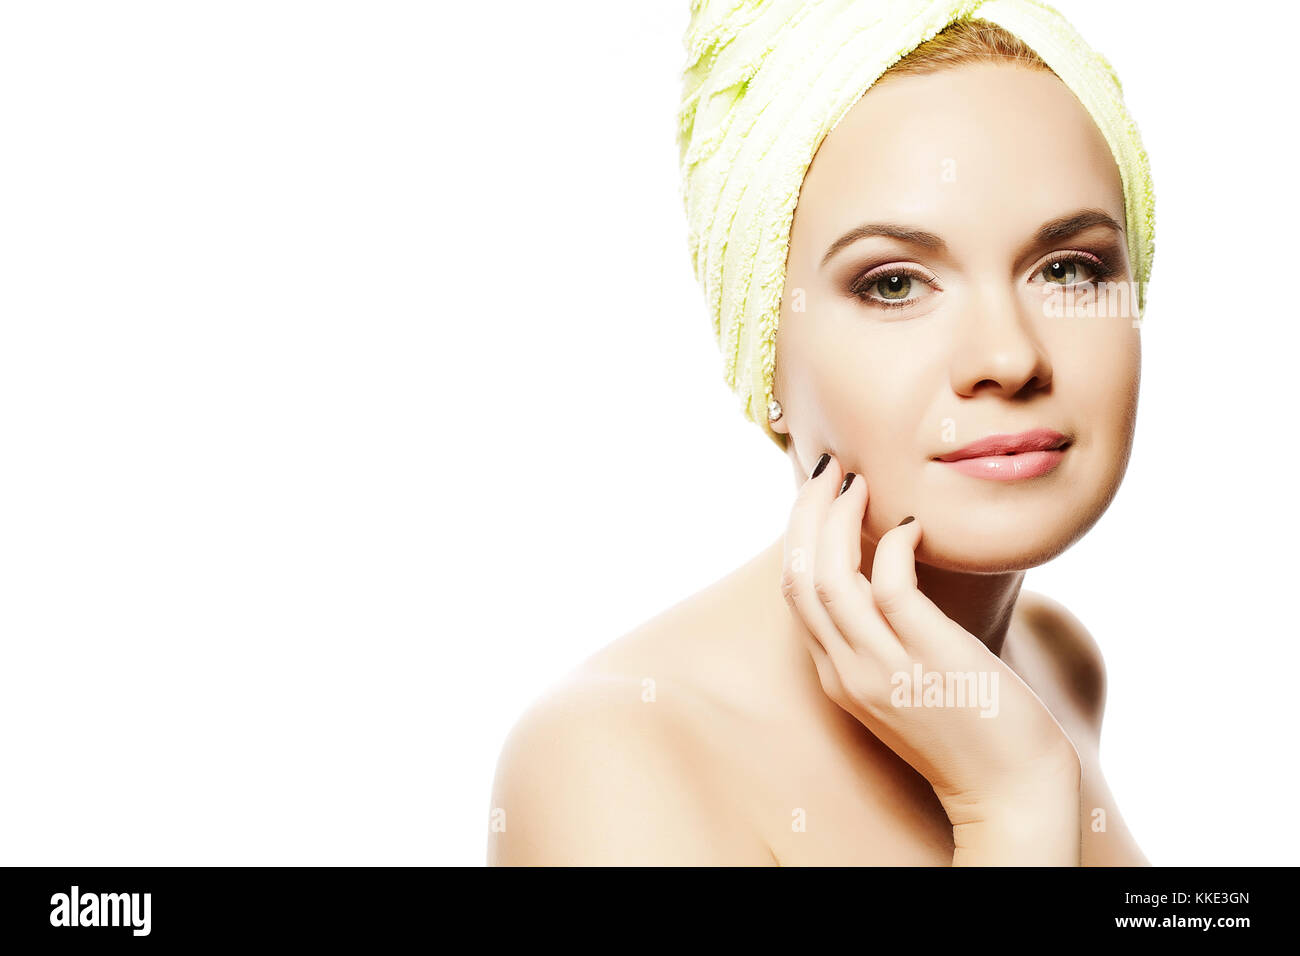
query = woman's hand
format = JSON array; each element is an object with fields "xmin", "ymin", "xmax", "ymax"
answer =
[{"xmin": 780, "ymin": 453, "xmax": 1082, "ymax": 865}]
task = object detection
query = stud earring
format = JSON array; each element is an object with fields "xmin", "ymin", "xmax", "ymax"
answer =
[{"xmin": 767, "ymin": 399, "xmax": 783, "ymax": 424}]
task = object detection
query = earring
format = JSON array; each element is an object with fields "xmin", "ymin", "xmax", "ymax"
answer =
[{"xmin": 767, "ymin": 399, "xmax": 783, "ymax": 424}]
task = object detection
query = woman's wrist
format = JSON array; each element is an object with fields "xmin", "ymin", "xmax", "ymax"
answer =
[
  {"xmin": 949, "ymin": 794, "xmax": 1082, "ymax": 866},
  {"xmin": 943, "ymin": 754, "xmax": 1083, "ymax": 866}
]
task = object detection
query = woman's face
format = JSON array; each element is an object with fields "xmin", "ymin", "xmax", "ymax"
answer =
[{"xmin": 773, "ymin": 62, "xmax": 1140, "ymax": 573}]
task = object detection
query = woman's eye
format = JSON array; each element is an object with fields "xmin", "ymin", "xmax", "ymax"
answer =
[
  {"xmin": 850, "ymin": 269, "xmax": 933, "ymax": 308},
  {"xmin": 1042, "ymin": 260, "xmax": 1080, "ymax": 284},
  {"xmin": 1036, "ymin": 253, "xmax": 1113, "ymax": 286},
  {"xmin": 875, "ymin": 274, "xmax": 913, "ymax": 300}
]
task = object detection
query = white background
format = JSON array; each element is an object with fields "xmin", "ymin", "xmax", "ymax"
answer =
[{"xmin": 1, "ymin": 0, "xmax": 1295, "ymax": 866}]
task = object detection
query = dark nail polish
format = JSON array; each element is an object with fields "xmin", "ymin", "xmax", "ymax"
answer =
[
  {"xmin": 839, "ymin": 473, "xmax": 855, "ymax": 494},
  {"xmin": 811, "ymin": 453, "xmax": 831, "ymax": 479},
  {"xmin": 898, "ymin": 515, "xmax": 915, "ymax": 526}
]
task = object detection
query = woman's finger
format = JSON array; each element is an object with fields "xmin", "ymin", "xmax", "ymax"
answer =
[
  {"xmin": 781, "ymin": 453, "xmax": 854, "ymax": 664},
  {"xmin": 799, "ymin": 629, "xmax": 844, "ymax": 703},
  {"xmin": 813, "ymin": 471, "xmax": 908, "ymax": 667},
  {"xmin": 869, "ymin": 516, "xmax": 975, "ymax": 658}
]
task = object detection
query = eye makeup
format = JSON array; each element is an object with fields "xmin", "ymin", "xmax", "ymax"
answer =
[{"xmin": 843, "ymin": 240, "xmax": 1126, "ymax": 310}]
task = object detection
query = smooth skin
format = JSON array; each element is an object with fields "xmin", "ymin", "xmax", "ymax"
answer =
[{"xmin": 489, "ymin": 61, "xmax": 1147, "ymax": 865}]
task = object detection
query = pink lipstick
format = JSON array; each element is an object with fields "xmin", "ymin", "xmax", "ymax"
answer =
[{"xmin": 934, "ymin": 429, "xmax": 1070, "ymax": 481}]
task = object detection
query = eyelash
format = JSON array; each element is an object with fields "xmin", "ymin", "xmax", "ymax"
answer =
[{"xmin": 849, "ymin": 250, "xmax": 1120, "ymax": 310}]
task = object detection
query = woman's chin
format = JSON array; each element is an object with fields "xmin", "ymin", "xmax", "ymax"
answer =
[
  {"xmin": 866, "ymin": 515, "xmax": 1084, "ymax": 574},
  {"xmin": 912, "ymin": 536, "xmax": 1070, "ymax": 573},
  {"xmin": 873, "ymin": 471, "xmax": 1123, "ymax": 573}
]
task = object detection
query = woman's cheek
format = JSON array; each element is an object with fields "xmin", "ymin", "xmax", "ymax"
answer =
[
  {"xmin": 818, "ymin": 354, "xmax": 909, "ymax": 452},
  {"xmin": 1079, "ymin": 330, "xmax": 1139, "ymax": 438},
  {"xmin": 1059, "ymin": 332, "xmax": 1140, "ymax": 516}
]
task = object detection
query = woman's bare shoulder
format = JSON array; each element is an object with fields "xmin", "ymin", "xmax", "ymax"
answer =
[
  {"xmin": 1013, "ymin": 591, "xmax": 1151, "ymax": 865},
  {"xmin": 486, "ymin": 554, "xmax": 784, "ymax": 865},
  {"xmin": 487, "ymin": 670, "xmax": 772, "ymax": 865},
  {"xmin": 573, "ymin": 542, "xmax": 791, "ymax": 716},
  {"xmin": 1010, "ymin": 588, "xmax": 1108, "ymax": 738}
]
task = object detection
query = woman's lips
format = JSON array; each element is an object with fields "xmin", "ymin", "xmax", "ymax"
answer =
[
  {"xmin": 933, "ymin": 429, "xmax": 1071, "ymax": 481},
  {"xmin": 937, "ymin": 448, "xmax": 1067, "ymax": 480}
]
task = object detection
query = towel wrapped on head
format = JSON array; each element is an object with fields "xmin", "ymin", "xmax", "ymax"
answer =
[{"xmin": 676, "ymin": 0, "xmax": 1156, "ymax": 451}]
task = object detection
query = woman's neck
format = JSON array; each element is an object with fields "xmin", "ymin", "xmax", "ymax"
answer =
[{"xmin": 875, "ymin": 535, "xmax": 1025, "ymax": 658}]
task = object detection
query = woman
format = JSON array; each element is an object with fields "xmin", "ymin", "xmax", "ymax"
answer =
[{"xmin": 489, "ymin": 1, "xmax": 1155, "ymax": 865}]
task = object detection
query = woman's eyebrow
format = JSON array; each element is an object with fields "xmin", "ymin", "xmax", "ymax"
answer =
[
  {"xmin": 820, "ymin": 222, "xmax": 946, "ymax": 268},
  {"xmin": 820, "ymin": 208, "xmax": 1126, "ymax": 269}
]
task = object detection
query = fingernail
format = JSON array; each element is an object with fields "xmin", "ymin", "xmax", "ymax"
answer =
[
  {"xmin": 811, "ymin": 453, "xmax": 831, "ymax": 479},
  {"xmin": 898, "ymin": 515, "xmax": 915, "ymax": 526},
  {"xmin": 839, "ymin": 473, "xmax": 855, "ymax": 494}
]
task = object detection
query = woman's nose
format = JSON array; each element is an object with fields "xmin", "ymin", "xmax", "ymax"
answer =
[{"xmin": 948, "ymin": 285, "xmax": 1054, "ymax": 399}]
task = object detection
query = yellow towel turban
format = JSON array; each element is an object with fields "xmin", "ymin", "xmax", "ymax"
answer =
[{"xmin": 676, "ymin": 0, "xmax": 1156, "ymax": 451}]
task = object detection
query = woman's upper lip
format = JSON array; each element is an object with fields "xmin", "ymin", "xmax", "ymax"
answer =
[{"xmin": 934, "ymin": 429, "xmax": 1070, "ymax": 462}]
